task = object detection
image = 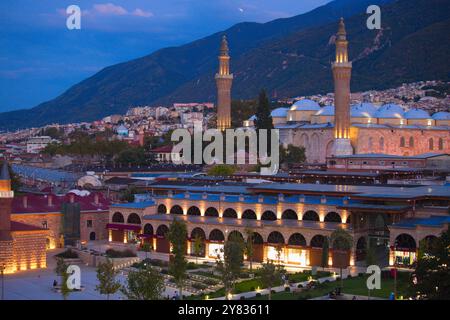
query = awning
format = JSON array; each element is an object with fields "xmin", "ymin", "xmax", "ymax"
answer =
[{"xmin": 106, "ymin": 223, "xmax": 141, "ymax": 231}]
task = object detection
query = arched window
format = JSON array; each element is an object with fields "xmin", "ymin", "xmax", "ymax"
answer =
[
  {"xmin": 409, "ymin": 136, "xmax": 414, "ymax": 147},
  {"xmin": 267, "ymin": 231, "xmax": 285, "ymax": 244},
  {"xmin": 438, "ymin": 138, "xmax": 444, "ymax": 150},
  {"xmin": 288, "ymin": 233, "xmax": 306, "ymax": 246},
  {"xmin": 310, "ymin": 235, "xmax": 326, "ymax": 248},
  {"xmin": 261, "ymin": 211, "xmax": 277, "ymax": 221},
  {"xmin": 223, "ymin": 208, "xmax": 237, "ymax": 219},
  {"xmin": 242, "ymin": 209, "xmax": 257, "ymax": 220},
  {"xmin": 205, "ymin": 207, "xmax": 219, "ymax": 217},
  {"xmin": 281, "ymin": 209, "xmax": 297, "ymax": 220},
  {"xmin": 395, "ymin": 234, "xmax": 416, "ymax": 250},
  {"xmin": 112, "ymin": 212, "xmax": 124, "ymax": 223},
  {"xmin": 302, "ymin": 210, "xmax": 319, "ymax": 221},
  {"xmin": 324, "ymin": 212, "xmax": 342, "ymax": 223},
  {"xmin": 156, "ymin": 225, "xmax": 169, "ymax": 237},
  {"xmin": 209, "ymin": 229, "xmax": 225, "ymax": 242},
  {"xmin": 143, "ymin": 224, "xmax": 153, "ymax": 236},
  {"xmin": 127, "ymin": 213, "xmax": 141, "ymax": 224},
  {"xmin": 228, "ymin": 230, "xmax": 244, "ymax": 241},
  {"xmin": 429, "ymin": 138, "xmax": 434, "ymax": 150},
  {"xmin": 157, "ymin": 204, "xmax": 167, "ymax": 214},
  {"xmin": 251, "ymin": 232, "xmax": 264, "ymax": 244},
  {"xmin": 400, "ymin": 136, "xmax": 405, "ymax": 147},
  {"xmin": 379, "ymin": 137, "xmax": 384, "ymax": 150},
  {"xmin": 187, "ymin": 206, "xmax": 201, "ymax": 216},
  {"xmin": 191, "ymin": 227, "xmax": 206, "ymax": 240},
  {"xmin": 170, "ymin": 205, "xmax": 183, "ymax": 215}
]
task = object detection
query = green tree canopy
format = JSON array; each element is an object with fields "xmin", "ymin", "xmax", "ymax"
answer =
[
  {"xmin": 96, "ymin": 258, "xmax": 121, "ymax": 300},
  {"xmin": 121, "ymin": 266, "xmax": 165, "ymax": 300},
  {"xmin": 168, "ymin": 219, "xmax": 188, "ymax": 299}
]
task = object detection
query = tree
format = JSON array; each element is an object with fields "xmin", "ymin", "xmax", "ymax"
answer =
[
  {"xmin": 321, "ymin": 237, "xmax": 329, "ymax": 271},
  {"xmin": 216, "ymin": 234, "xmax": 244, "ymax": 298},
  {"xmin": 121, "ymin": 266, "xmax": 165, "ymax": 300},
  {"xmin": 275, "ymin": 244, "xmax": 283, "ymax": 266},
  {"xmin": 365, "ymin": 238, "xmax": 376, "ymax": 266},
  {"xmin": 254, "ymin": 89, "xmax": 274, "ymax": 155},
  {"xmin": 96, "ymin": 259, "xmax": 121, "ymax": 300},
  {"xmin": 244, "ymin": 227, "xmax": 255, "ymax": 271},
  {"xmin": 254, "ymin": 89, "xmax": 273, "ymax": 131},
  {"xmin": 280, "ymin": 145, "xmax": 306, "ymax": 166},
  {"xmin": 207, "ymin": 164, "xmax": 236, "ymax": 176},
  {"xmin": 192, "ymin": 234, "xmax": 204, "ymax": 264},
  {"xmin": 168, "ymin": 219, "xmax": 188, "ymax": 300},
  {"xmin": 259, "ymin": 261, "xmax": 283, "ymax": 300},
  {"xmin": 119, "ymin": 186, "xmax": 137, "ymax": 203},
  {"xmin": 408, "ymin": 226, "xmax": 450, "ymax": 299},
  {"xmin": 330, "ymin": 228, "xmax": 353, "ymax": 289},
  {"xmin": 60, "ymin": 268, "xmax": 71, "ymax": 300}
]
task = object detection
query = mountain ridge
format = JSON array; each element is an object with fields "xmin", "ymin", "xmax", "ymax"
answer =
[{"xmin": 1, "ymin": 0, "xmax": 449, "ymax": 130}]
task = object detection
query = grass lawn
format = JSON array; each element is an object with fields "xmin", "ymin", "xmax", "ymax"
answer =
[
  {"xmin": 288, "ymin": 270, "xmax": 331, "ymax": 283},
  {"xmin": 249, "ymin": 272, "xmax": 411, "ymax": 300}
]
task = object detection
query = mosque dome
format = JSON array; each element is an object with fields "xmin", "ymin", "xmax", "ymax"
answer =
[
  {"xmin": 271, "ymin": 107, "xmax": 289, "ymax": 117},
  {"xmin": 404, "ymin": 108, "xmax": 430, "ymax": 119},
  {"xmin": 314, "ymin": 105, "xmax": 335, "ymax": 116},
  {"xmin": 374, "ymin": 103, "xmax": 405, "ymax": 119},
  {"xmin": 431, "ymin": 111, "xmax": 450, "ymax": 120},
  {"xmin": 290, "ymin": 99, "xmax": 321, "ymax": 111},
  {"xmin": 351, "ymin": 103, "xmax": 377, "ymax": 118}
]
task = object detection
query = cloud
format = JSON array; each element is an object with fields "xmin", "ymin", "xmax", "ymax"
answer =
[
  {"xmin": 93, "ymin": 3, "xmax": 128, "ymax": 16},
  {"xmin": 133, "ymin": 8, "xmax": 154, "ymax": 18}
]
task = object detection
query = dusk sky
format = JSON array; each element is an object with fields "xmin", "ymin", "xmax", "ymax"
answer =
[{"xmin": 0, "ymin": 0, "xmax": 329, "ymax": 112}]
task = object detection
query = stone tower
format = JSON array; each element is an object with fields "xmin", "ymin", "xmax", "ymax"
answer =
[
  {"xmin": 215, "ymin": 35, "xmax": 233, "ymax": 131},
  {"xmin": 331, "ymin": 18, "xmax": 353, "ymax": 156}
]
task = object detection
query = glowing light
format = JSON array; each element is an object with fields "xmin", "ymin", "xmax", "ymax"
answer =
[{"xmin": 227, "ymin": 293, "xmax": 233, "ymax": 300}]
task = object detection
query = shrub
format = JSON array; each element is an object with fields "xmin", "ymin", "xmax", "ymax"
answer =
[
  {"xmin": 285, "ymin": 287, "xmax": 291, "ymax": 292},
  {"xmin": 192, "ymin": 283, "xmax": 207, "ymax": 290},
  {"xmin": 240, "ymin": 296, "xmax": 246, "ymax": 300},
  {"xmin": 297, "ymin": 284, "xmax": 303, "ymax": 288},
  {"xmin": 358, "ymin": 272, "xmax": 365, "ymax": 277},
  {"xmin": 255, "ymin": 293, "xmax": 261, "ymax": 297},
  {"xmin": 250, "ymin": 286, "xmax": 255, "ymax": 292},
  {"xmin": 204, "ymin": 279, "xmax": 219, "ymax": 286},
  {"xmin": 270, "ymin": 290, "xmax": 276, "ymax": 294},
  {"xmin": 347, "ymin": 274, "xmax": 352, "ymax": 279}
]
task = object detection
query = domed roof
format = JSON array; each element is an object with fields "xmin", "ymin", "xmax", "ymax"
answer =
[
  {"xmin": 271, "ymin": 107, "xmax": 288, "ymax": 117},
  {"xmin": 290, "ymin": 99, "xmax": 321, "ymax": 111},
  {"xmin": 351, "ymin": 103, "xmax": 377, "ymax": 118},
  {"xmin": 404, "ymin": 108, "xmax": 430, "ymax": 119},
  {"xmin": 431, "ymin": 111, "xmax": 450, "ymax": 120},
  {"xmin": 374, "ymin": 103, "xmax": 405, "ymax": 119},
  {"xmin": 314, "ymin": 105, "xmax": 335, "ymax": 116}
]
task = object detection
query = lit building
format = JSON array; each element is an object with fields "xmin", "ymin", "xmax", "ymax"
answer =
[
  {"xmin": 243, "ymin": 19, "xmax": 450, "ymax": 163},
  {"xmin": 0, "ymin": 162, "xmax": 48, "ymax": 274},
  {"xmin": 107, "ymin": 182, "xmax": 450, "ymax": 268}
]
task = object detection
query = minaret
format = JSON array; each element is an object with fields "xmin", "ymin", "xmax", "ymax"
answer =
[
  {"xmin": 331, "ymin": 18, "xmax": 353, "ymax": 156},
  {"xmin": 215, "ymin": 35, "xmax": 233, "ymax": 131},
  {"xmin": 0, "ymin": 161, "xmax": 13, "ymax": 240}
]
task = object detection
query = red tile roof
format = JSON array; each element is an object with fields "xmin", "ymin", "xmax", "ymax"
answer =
[
  {"xmin": 150, "ymin": 145, "xmax": 173, "ymax": 153},
  {"xmin": 12, "ymin": 192, "xmax": 110, "ymax": 214}
]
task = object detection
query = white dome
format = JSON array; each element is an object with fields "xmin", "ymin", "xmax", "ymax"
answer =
[
  {"xmin": 271, "ymin": 107, "xmax": 288, "ymax": 117},
  {"xmin": 374, "ymin": 103, "xmax": 405, "ymax": 119},
  {"xmin": 432, "ymin": 111, "xmax": 450, "ymax": 120},
  {"xmin": 314, "ymin": 105, "xmax": 335, "ymax": 116},
  {"xmin": 351, "ymin": 103, "xmax": 377, "ymax": 118},
  {"xmin": 290, "ymin": 99, "xmax": 321, "ymax": 111},
  {"xmin": 404, "ymin": 108, "xmax": 430, "ymax": 119}
]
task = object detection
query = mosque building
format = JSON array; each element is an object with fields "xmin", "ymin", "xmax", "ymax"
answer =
[{"xmin": 242, "ymin": 19, "xmax": 450, "ymax": 163}]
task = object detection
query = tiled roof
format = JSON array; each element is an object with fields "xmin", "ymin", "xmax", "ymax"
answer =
[{"xmin": 12, "ymin": 192, "xmax": 110, "ymax": 214}]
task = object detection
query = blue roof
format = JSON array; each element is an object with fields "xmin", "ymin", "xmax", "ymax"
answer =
[
  {"xmin": 392, "ymin": 215, "xmax": 450, "ymax": 229},
  {"xmin": 111, "ymin": 200, "xmax": 155, "ymax": 209},
  {"xmin": 12, "ymin": 164, "xmax": 80, "ymax": 184},
  {"xmin": 290, "ymin": 99, "xmax": 321, "ymax": 111}
]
